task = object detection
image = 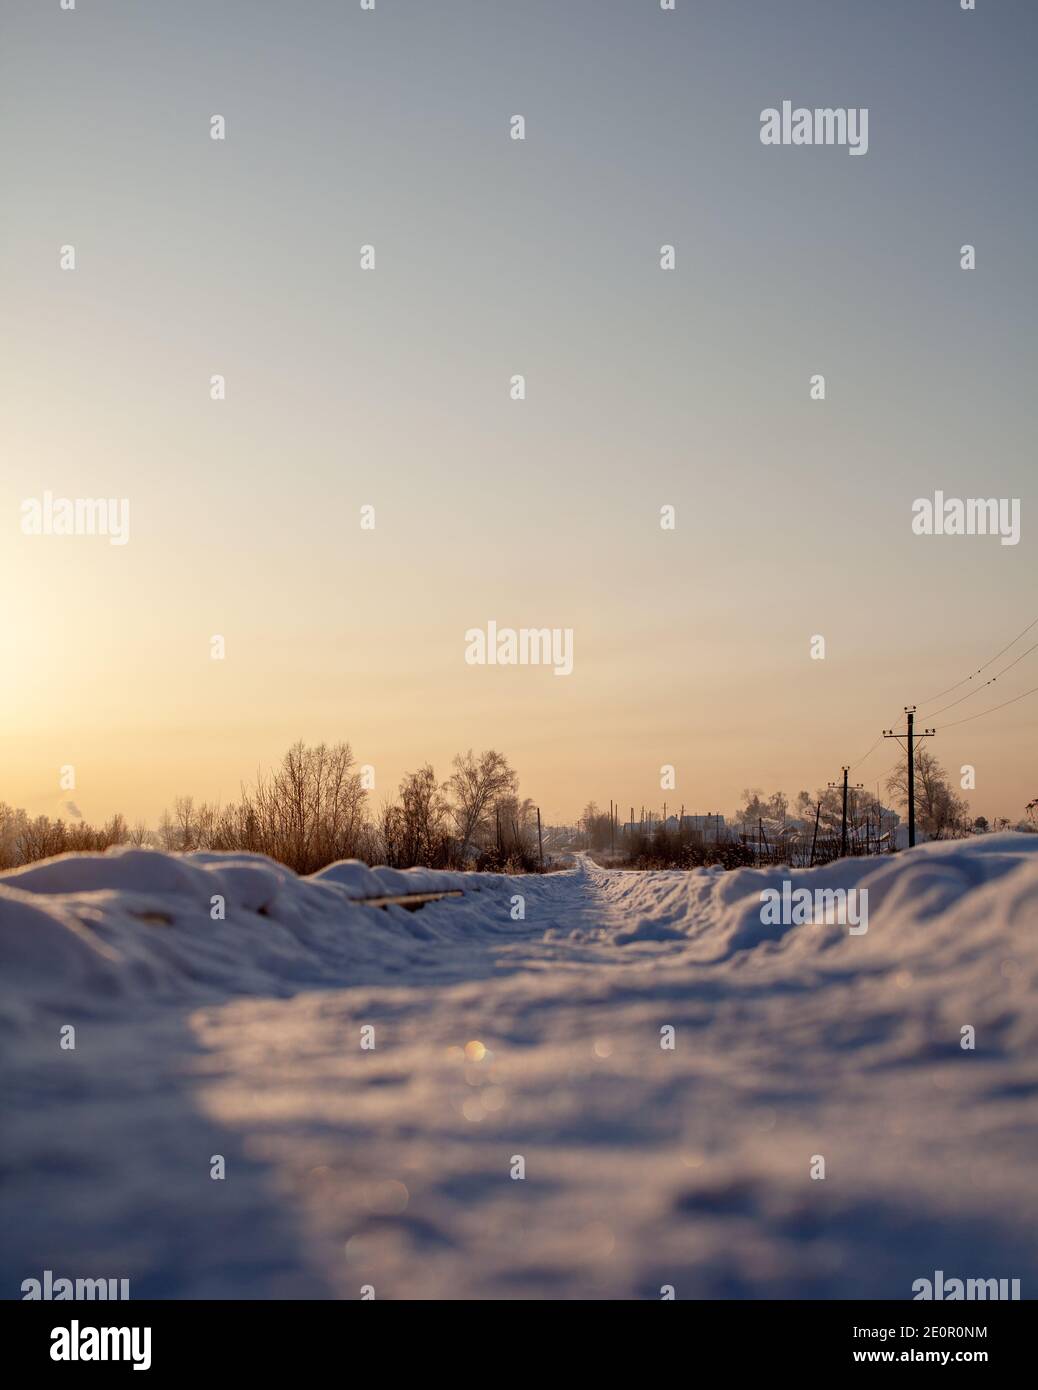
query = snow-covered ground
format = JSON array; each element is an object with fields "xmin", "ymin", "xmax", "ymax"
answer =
[{"xmin": 2, "ymin": 836, "xmax": 1036, "ymax": 1299}]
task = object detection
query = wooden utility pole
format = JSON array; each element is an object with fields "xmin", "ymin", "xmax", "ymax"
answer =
[
  {"xmin": 536, "ymin": 807, "xmax": 544, "ymax": 868},
  {"xmin": 884, "ymin": 707, "xmax": 935, "ymax": 848},
  {"xmin": 808, "ymin": 800, "xmax": 822, "ymax": 867},
  {"xmin": 828, "ymin": 766, "xmax": 863, "ymax": 858}
]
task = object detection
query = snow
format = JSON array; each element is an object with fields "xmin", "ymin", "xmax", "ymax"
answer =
[{"xmin": 2, "ymin": 835, "xmax": 1036, "ymax": 1299}]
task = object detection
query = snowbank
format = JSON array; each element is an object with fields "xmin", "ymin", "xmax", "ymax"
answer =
[{"xmin": 0, "ymin": 850, "xmax": 520, "ymax": 1023}]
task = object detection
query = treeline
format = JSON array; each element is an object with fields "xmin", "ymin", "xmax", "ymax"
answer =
[
  {"xmin": 1, "ymin": 742, "xmax": 551, "ymax": 876},
  {"xmin": 0, "ymin": 806, "xmax": 148, "ymax": 870}
]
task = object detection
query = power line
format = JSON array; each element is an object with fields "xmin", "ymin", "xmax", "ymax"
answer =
[
  {"xmin": 871, "ymin": 679, "xmax": 1035, "ymax": 811},
  {"xmin": 846, "ymin": 615, "xmax": 1038, "ymax": 781},
  {"xmin": 849, "ymin": 704, "xmax": 911, "ymax": 771},
  {"xmin": 919, "ymin": 612, "xmax": 1038, "ymax": 707},
  {"xmin": 825, "ymin": 620, "xmax": 1037, "ymax": 841},
  {"xmin": 924, "ymin": 637, "xmax": 1038, "ymax": 718},
  {"xmin": 848, "ymin": 734, "xmax": 883, "ymax": 771},
  {"xmin": 937, "ymin": 680, "xmax": 1038, "ymax": 731}
]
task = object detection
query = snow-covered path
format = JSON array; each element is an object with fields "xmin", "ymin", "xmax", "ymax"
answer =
[{"xmin": 3, "ymin": 840, "xmax": 1037, "ymax": 1299}]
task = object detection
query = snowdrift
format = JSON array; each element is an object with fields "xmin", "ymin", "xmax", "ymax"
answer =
[
  {"xmin": 0, "ymin": 851, "xmax": 522, "ymax": 1024},
  {"xmin": 2, "ymin": 835, "xmax": 1036, "ymax": 1299},
  {"xmin": 4, "ymin": 835, "xmax": 1033, "ymax": 1022}
]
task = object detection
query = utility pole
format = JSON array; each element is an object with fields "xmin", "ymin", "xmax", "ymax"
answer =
[
  {"xmin": 828, "ymin": 767, "xmax": 863, "ymax": 858},
  {"xmin": 808, "ymin": 800, "xmax": 822, "ymax": 868},
  {"xmin": 536, "ymin": 807, "xmax": 544, "ymax": 869},
  {"xmin": 884, "ymin": 707, "xmax": 935, "ymax": 848}
]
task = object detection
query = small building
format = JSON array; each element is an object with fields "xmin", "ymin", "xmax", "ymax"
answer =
[{"xmin": 678, "ymin": 814, "xmax": 726, "ymax": 842}]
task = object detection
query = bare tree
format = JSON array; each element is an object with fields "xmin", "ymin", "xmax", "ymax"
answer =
[
  {"xmin": 398, "ymin": 765, "xmax": 450, "ymax": 867},
  {"xmin": 99, "ymin": 813, "xmax": 128, "ymax": 849},
  {"xmin": 375, "ymin": 799, "xmax": 405, "ymax": 868},
  {"xmin": 153, "ymin": 810, "xmax": 173, "ymax": 851},
  {"xmin": 242, "ymin": 741, "xmax": 367, "ymax": 873},
  {"xmin": 0, "ymin": 802, "xmax": 26, "ymax": 869},
  {"xmin": 886, "ymin": 748, "xmax": 969, "ymax": 840},
  {"xmin": 448, "ymin": 749, "xmax": 517, "ymax": 865},
  {"xmin": 128, "ymin": 820, "xmax": 150, "ymax": 847},
  {"xmin": 174, "ymin": 797, "xmax": 196, "ymax": 851}
]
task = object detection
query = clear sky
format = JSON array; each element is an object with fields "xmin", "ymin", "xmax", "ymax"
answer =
[{"xmin": 2, "ymin": 0, "xmax": 1035, "ymax": 829}]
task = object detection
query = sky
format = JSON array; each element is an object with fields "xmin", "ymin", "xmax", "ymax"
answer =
[{"xmin": 1, "ymin": 0, "xmax": 1036, "ymax": 830}]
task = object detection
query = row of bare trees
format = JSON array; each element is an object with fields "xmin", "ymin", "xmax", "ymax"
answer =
[
  {"xmin": 0, "ymin": 805, "xmax": 151, "ymax": 870},
  {"xmin": 154, "ymin": 743, "xmax": 531, "ymax": 873},
  {"xmin": 375, "ymin": 766, "xmax": 539, "ymax": 872},
  {"xmin": 1, "ymin": 743, "xmax": 542, "ymax": 876},
  {"xmin": 154, "ymin": 742, "xmax": 368, "ymax": 875}
]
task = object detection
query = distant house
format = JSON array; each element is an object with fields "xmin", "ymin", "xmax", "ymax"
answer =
[
  {"xmin": 679, "ymin": 814, "xmax": 726, "ymax": 842},
  {"xmin": 621, "ymin": 814, "xmax": 727, "ymax": 841}
]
